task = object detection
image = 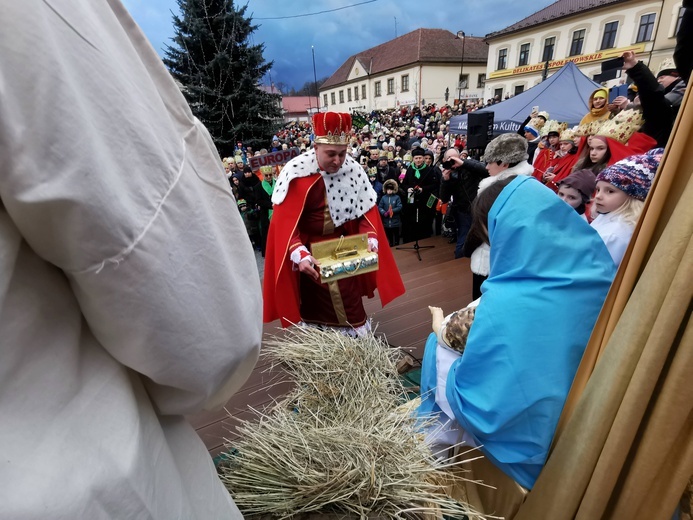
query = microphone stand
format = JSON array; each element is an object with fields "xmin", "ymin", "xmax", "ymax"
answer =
[{"xmin": 396, "ymin": 207, "xmax": 435, "ymax": 261}]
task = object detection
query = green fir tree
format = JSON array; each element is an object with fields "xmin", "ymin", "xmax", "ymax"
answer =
[{"xmin": 163, "ymin": 0, "xmax": 282, "ymax": 156}]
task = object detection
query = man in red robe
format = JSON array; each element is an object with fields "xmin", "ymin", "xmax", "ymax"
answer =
[{"xmin": 263, "ymin": 112, "xmax": 405, "ymax": 333}]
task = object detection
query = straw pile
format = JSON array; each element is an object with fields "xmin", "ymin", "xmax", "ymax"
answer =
[{"xmin": 219, "ymin": 326, "xmax": 485, "ymax": 519}]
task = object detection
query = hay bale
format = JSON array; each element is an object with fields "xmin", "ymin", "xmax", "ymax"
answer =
[{"xmin": 219, "ymin": 327, "xmax": 487, "ymax": 519}]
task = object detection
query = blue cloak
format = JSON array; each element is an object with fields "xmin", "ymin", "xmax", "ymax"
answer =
[{"xmin": 421, "ymin": 176, "xmax": 616, "ymax": 489}]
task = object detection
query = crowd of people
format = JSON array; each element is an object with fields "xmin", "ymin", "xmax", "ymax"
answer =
[
  {"xmin": 246, "ymin": 39, "xmax": 688, "ymax": 517},
  {"xmin": 228, "ymin": 43, "xmax": 686, "ymax": 272}
]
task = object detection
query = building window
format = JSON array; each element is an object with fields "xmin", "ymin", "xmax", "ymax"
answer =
[
  {"xmin": 676, "ymin": 6, "xmax": 685, "ymax": 35},
  {"xmin": 497, "ymin": 48, "xmax": 508, "ymax": 70},
  {"xmin": 458, "ymin": 74, "xmax": 469, "ymax": 89},
  {"xmin": 401, "ymin": 74, "xmax": 409, "ymax": 92},
  {"xmin": 543, "ymin": 37, "xmax": 555, "ymax": 61},
  {"xmin": 354, "ymin": 87, "xmax": 359, "ymax": 101},
  {"xmin": 569, "ymin": 29, "xmax": 585, "ymax": 56},
  {"xmin": 387, "ymin": 78, "xmax": 394, "ymax": 95},
  {"xmin": 323, "ymin": 94, "xmax": 328, "ymax": 107},
  {"xmin": 330, "ymin": 92, "xmax": 336, "ymax": 105},
  {"xmin": 494, "ymin": 87, "xmax": 503, "ymax": 99},
  {"xmin": 518, "ymin": 43, "xmax": 530, "ymax": 66},
  {"xmin": 637, "ymin": 13, "xmax": 656, "ymax": 42},
  {"xmin": 347, "ymin": 88, "xmax": 352, "ymax": 102},
  {"xmin": 601, "ymin": 21, "xmax": 618, "ymax": 50},
  {"xmin": 339, "ymin": 90, "xmax": 344, "ymax": 103},
  {"xmin": 514, "ymin": 85, "xmax": 525, "ymax": 96},
  {"xmin": 362, "ymin": 85, "xmax": 366, "ymax": 99},
  {"xmin": 374, "ymin": 81, "xmax": 381, "ymax": 97},
  {"xmin": 477, "ymin": 73, "xmax": 486, "ymax": 88}
]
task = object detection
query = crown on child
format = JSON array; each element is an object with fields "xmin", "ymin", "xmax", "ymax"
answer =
[{"xmin": 595, "ymin": 109, "xmax": 645, "ymax": 144}]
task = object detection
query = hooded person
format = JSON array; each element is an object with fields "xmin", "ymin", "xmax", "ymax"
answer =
[
  {"xmin": 419, "ymin": 175, "xmax": 616, "ymax": 511},
  {"xmin": 556, "ymin": 168, "xmax": 597, "ymax": 220},
  {"xmin": 263, "ymin": 112, "xmax": 405, "ymax": 333},
  {"xmin": 238, "ymin": 164, "xmax": 260, "ymax": 207},
  {"xmin": 579, "ymin": 87, "xmax": 612, "ymax": 125},
  {"xmin": 461, "ymin": 133, "xmax": 534, "ymax": 300}
]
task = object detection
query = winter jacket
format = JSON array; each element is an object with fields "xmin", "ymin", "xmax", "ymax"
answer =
[
  {"xmin": 378, "ymin": 193, "xmax": 403, "ymax": 228},
  {"xmin": 439, "ymin": 158, "xmax": 489, "ymax": 213}
]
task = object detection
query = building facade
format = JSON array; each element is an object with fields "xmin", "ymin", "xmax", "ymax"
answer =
[
  {"xmin": 318, "ymin": 29, "xmax": 489, "ymax": 113},
  {"xmin": 484, "ymin": 0, "xmax": 683, "ymax": 99}
]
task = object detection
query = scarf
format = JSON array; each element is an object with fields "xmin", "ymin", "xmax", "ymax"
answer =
[
  {"xmin": 411, "ymin": 162, "xmax": 425, "ymax": 179},
  {"xmin": 262, "ymin": 179, "xmax": 274, "ymax": 219}
]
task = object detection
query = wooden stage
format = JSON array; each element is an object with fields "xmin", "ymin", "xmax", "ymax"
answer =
[{"xmin": 189, "ymin": 235, "xmax": 475, "ymax": 456}]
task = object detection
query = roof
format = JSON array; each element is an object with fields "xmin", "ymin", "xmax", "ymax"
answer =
[
  {"xmin": 448, "ymin": 62, "xmax": 600, "ymax": 134},
  {"xmin": 486, "ymin": 0, "xmax": 629, "ymax": 39},
  {"xmin": 321, "ymin": 28, "xmax": 488, "ymax": 89},
  {"xmin": 282, "ymin": 96, "xmax": 315, "ymax": 114}
]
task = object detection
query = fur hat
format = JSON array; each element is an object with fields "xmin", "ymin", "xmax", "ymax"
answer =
[
  {"xmin": 484, "ymin": 133, "xmax": 529, "ymax": 164},
  {"xmin": 596, "ymin": 148, "xmax": 663, "ymax": 201},
  {"xmin": 383, "ymin": 179, "xmax": 399, "ymax": 192},
  {"xmin": 558, "ymin": 169, "xmax": 596, "ymax": 201},
  {"xmin": 411, "ymin": 147, "xmax": 425, "ymax": 157}
]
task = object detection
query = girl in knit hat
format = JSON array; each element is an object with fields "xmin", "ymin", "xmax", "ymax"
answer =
[{"xmin": 591, "ymin": 149, "xmax": 663, "ymax": 266}]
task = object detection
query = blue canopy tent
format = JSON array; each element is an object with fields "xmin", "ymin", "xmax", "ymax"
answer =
[{"xmin": 449, "ymin": 62, "xmax": 602, "ymax": 135}]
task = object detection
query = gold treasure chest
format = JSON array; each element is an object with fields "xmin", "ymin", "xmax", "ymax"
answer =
[{"xmin": 310, "ymin": 234, "xmax": 379, "ymax": 284}]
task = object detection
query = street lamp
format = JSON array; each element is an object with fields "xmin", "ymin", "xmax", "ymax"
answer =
[
  {"xmin": 456, "ymin": 31, "xmax": 466, "ymax": 105},
  {"xmin": 311, "ymin": 46, "xmax": 319, "ymax": 113}
]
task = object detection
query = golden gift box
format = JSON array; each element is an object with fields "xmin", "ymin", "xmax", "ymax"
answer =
[{"xmin": 310, "ymin": 234, "xmax": 379, "ymax": 284}]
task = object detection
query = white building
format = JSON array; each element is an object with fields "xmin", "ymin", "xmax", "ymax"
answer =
[
  {"xmin": 483, "ymin": 0, "xmax": 683, "ymax": 99},
  {"xmin": 318, "ymin": 28, "xmax": 489, "ymax": 112}
]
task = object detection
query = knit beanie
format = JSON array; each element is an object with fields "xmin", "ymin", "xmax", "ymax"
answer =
[
  {"xmin": 524, "ymin": 125, "xmax": 539, "ymax": 138},
  {"xmin": 595, "ymin": 148, "xmax": 663, "ymax": 201},
  {"xmin": 484, "ymin": 133, "xmax": 529, "ymax": 164},
  {"xmin": 558, "ymin": 169, "xmax": 596, "ymax": 201}
]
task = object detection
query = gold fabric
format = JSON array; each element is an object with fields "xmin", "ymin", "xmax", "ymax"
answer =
[{"xmin": 513, "ymin": 76, "xmax": 693, "ymax": 519}]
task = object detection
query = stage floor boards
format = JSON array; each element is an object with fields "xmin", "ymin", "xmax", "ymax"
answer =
[{"xmin": 189, "ymin": 235, "xmax": 475, "ymax": 456}]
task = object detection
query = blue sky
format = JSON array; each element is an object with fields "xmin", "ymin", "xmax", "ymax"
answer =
[{"xmin": 124, "ymin": 0, "xmax": 556, "ymax": 91}]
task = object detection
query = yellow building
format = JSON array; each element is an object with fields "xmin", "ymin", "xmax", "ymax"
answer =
[
  {"xmin": 318, "ymin": 29, "xmax": 488, "ymax": 112},
  {"xmin": 484, "ymin": 0, "xmax": 683, "ymax": 100}
]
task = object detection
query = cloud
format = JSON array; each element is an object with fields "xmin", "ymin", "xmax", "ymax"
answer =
[{"xmin": 130, "ymin": 0, "xmax": 556, "ymax": 89}]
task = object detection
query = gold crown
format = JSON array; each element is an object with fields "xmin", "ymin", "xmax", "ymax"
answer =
[
  {"xmin": 559, "ymin": 128, "xmax": 575, "ymax": 142},
  {"xmin": 576, "ymin": 119, "xmax": 607, "ymax": 137},
  {"xmin": 541, "ymin": 120, "xmax": 568, "ymax": 136},
  {"xmin": 259, "ymin": 165, "xmax": 274, "ymax": 175},
  {"xmin": 596, "ymin": 109, "xmax": 644, "ymax": 143},
  {"xmin": 529, "ymin": 116, "xmax": 546, "ymax": 130}
]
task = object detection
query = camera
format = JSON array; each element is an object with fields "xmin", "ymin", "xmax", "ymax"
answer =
[{"xmin": 442, "ymin": 159, "xmax": 455, "ymax": 169}]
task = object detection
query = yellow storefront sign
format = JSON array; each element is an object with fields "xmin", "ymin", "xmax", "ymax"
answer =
[{"xmin": 488, "ymin": 43, "xmax": 646, "ymax": 79}]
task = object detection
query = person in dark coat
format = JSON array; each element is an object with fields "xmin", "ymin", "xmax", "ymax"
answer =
[
  {"xmin": 439, "ymin": 148, "xmax": 488, "ymax": 258},
  {"xmin": 400, "ymin": 147, "xmax": 440, "ymax": 243}
]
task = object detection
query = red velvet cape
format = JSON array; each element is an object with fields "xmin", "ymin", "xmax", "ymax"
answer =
[{"xmin": 263, "ymin": 175, "xmax": 405, "ymax": 327}]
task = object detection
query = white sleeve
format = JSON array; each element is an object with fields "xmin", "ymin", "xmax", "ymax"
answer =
[{"xmin": 0, "ymin": 1, "xmax": 261, "ymax": 415}]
